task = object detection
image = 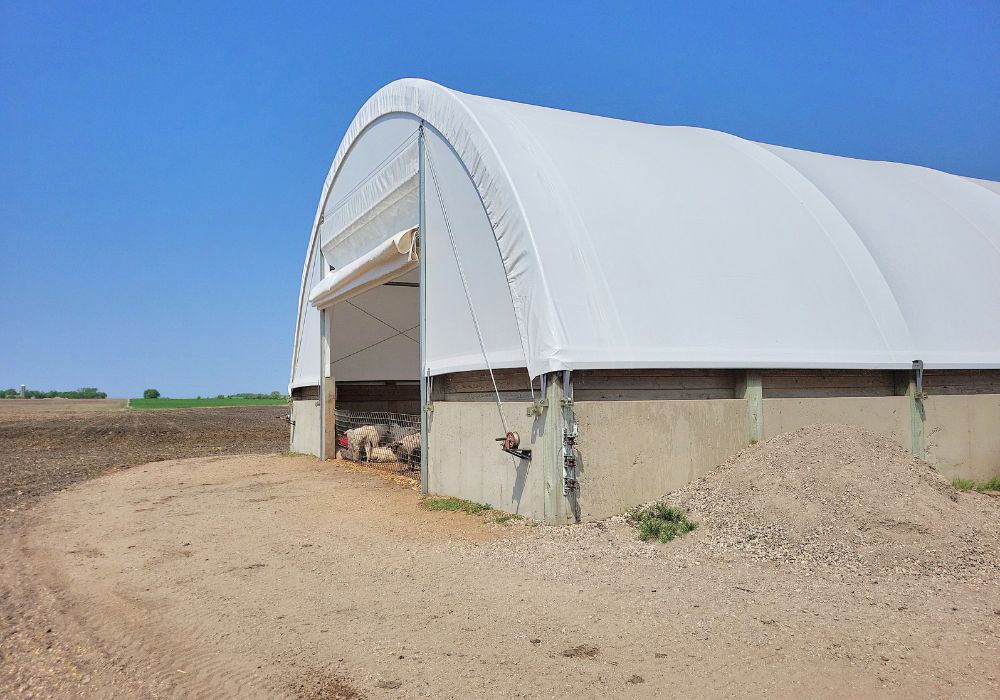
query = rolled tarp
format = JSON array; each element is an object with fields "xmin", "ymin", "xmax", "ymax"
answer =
[{"xmin": 309, "ymin": 226, "xmax": 418, "ymax": 309}]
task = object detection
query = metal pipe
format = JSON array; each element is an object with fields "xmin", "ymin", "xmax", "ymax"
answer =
[
  {"xmin": 318, "ymin": 308, "xmax": 326, "ymax": 459},
  {"xmin": 418, "ymin": 122, "xmax": 429, "ymax": 495}
]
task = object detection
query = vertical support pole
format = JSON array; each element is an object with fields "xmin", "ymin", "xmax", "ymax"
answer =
[
  {"xmin": 319, "ymin": 308, "xmax": 328, "ymax": 459},
  {"xmin": 895, "ymin": 364, "xmax": 926, "ymax": 459},
  {"xmin": 737, "ymin": 370, "xmax": 763, "ymax": 444},
  {"xmin": 418, "ymin": 121, "xmax": 429, "ymax": 495},
  {"xmin": 542, "ymin": 373, "xmax": 570, "ymax": 524}
]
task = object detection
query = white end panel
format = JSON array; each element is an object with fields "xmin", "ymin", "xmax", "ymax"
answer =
[
  {"xmin": 291, "ymin": 241, "xmax": 323, "ymax": 388},
  {"xmin": 423, "ymin": 127, "xmax": 524, "ymax": 376},
  {"xmin": 292, "ymin": 115, "xmax": 421, "ymax": 387},
  {"xmin": 328, "ymin": 271, "xmax": 420, "ymax": 381},
  {"xmin": 321, "ymin": 115, "xmax": 421, "ymax": 270}
]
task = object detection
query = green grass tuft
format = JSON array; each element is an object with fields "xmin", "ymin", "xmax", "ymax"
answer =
[
  {"xmin": 952, "ymin": 476, "xmax": 1000, "ymax": 493},
  {"xmin": 627, "ymin": 502, "xmax": 698, "ymax": 543},
  {"xmin": 421, "ymin": 496, "xmax": 493, "ymax": 515},
  {"xmin": 492, "ymin": 512, "xmax": 523, "ymax": 525}
]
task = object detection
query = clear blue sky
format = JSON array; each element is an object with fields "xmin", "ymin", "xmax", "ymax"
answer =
[{"xmin": 1, "ymin": 1, "xmax": 997, "ymax": 398}]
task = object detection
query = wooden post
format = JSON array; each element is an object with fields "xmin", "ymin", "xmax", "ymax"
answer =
[
  {"xmin": 542, "ymin": 373, "xmax": 568, "ymax": 524},
  {"xmin": 323, "ymin": 376, "xmax": 337, "ymax": 460},
  {"xmin": 894, "ymin": 370, "xmax": 926, "ymax": 459},
  {"xmin": 320, "ymin": 307, "xmax": 337, "ymax": 460},
  {"xmin": 737, "ymin": 370, "xmax": 763, "ymax": 444}
]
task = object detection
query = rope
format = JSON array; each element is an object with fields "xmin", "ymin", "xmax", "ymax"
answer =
[
  {"xmin": 425, "ymin": 148, "xmax": 509, "ymax": 434},
  {"xmin": 331, "ymin": 324, "xmax": 419, "ymax": 366},
  {"xmin": 346, "ymin": 299, "xmax": 419, "ymax": 339}
]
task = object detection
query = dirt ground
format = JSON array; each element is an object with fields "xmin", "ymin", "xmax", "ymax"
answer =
[
  {"xmin": 0, "ymin": 399, "xmax": 130, "ymax": 416},
  {"xmin": 1, "ymin": 409, "xmax": 998, "ymax": 699},
  {"xmin": 0, "ymin": 400, "xmax": 288, "ymax": 515}
]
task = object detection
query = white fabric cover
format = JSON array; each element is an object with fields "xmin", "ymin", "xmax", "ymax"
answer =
[
  {"xmin": 327, "ymin": 271, "xmax": 419, "ymax": 381},
  {"xmin": 291, "ymin": 241, "xmax": 324, "ymax": 389},
  {"xmin": 321, "ymin": 138, "xmax": 419, "ymax": 269},
  {"xmin": 292, "ymin": 79, "xmax": 1000, "ymax": 385},
  {"xmin": 310, "ymin": 227, "xmax": 418, "ymax": 309}
]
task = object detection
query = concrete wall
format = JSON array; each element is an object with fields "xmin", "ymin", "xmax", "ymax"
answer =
[
  {"xmin": 568, "ymin": 394, "xmax": 998, "ymax": 520},
  {"xmin": 573, "ymin": 399, "xmax": 749, "ymax": 521},
  {"xmin": 761, "ymin": 395, "xmax": 1000, "ymax": 482},
  {"xmin": 427, "ymin": 401, "xmax": 544, "ymax": 518},
  {"xmin": 292, "ymin": 371, "xmax": 1000, "ymax": 520},
  {"xmin": 925, "ymin": 395, "xmax": 1000, "ymax": 482},
  {"xmin": 763, "ymin": 396, "xmax": 911, "ymax": 448},
  {"xmin": 290, "ymin": 399, "xmax": 321, "ymax": 457}
]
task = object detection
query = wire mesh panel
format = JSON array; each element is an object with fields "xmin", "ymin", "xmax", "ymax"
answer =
[{"xmin": 334, "ymin": 410, "xmax": 421, "ymax": 474}]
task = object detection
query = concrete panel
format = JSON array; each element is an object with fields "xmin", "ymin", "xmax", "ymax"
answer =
[
  {"xmin": 763, "ymin": 396, "xmax": 911, "ymax": 449},
  {"xmin": 428, "ymin": 401, "xmax": 543, "ymax": 518},
  {"xmin": 290, "ymin": 400, "xmax": 321, "ymax": 457},
  {"xmin": 925, "ymin": 394, "xmax": 1000, "ymax": 481},
  {"xmin": 574, "ymin": 399, "xmax": 750, "ymax": 521}
]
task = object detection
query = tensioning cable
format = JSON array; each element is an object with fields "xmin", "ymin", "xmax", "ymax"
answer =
[{"xmin": 425, "ymin": 147, "xmax": 510, "ymax": 435}]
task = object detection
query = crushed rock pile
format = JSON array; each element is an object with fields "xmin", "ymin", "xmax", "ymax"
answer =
[{"xmin": 665, "ymin": 425, "xmax": 1000, "ymax": 579}]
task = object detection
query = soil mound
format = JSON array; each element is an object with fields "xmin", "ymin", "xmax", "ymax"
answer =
[{"xmin": 667, "ymin": 425, "xmax": 1000, "ymax": 578}]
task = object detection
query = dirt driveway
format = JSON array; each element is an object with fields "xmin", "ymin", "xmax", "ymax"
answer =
[{"xmin": 3, "ymin": 452, "xmax": 998, "ymax": 699}]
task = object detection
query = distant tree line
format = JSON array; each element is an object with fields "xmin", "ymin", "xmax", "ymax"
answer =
[
  {"xmin": 198, "ymin": 392, "xmax": 286, "ymax": 400},
  {"xmin": 0, "ymin": 387, "xmax": 108, "ymax": 399},
  {"xmin": 225, "ymin": 392, "xmax": 285, "ymax": 400},
  {"xmin": 142, "ymin": 390, "xmax": 286, "ymax": 400}
]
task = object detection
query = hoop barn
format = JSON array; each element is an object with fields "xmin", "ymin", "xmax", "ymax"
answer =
[{"xmin": 290, "ymin": 79, "xmax": 1000, "ymax": 523}]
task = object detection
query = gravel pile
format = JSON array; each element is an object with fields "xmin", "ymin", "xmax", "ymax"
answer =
[{"xmin": 665, "ymin": 424, "xmax": 1000, "ymax": 579}]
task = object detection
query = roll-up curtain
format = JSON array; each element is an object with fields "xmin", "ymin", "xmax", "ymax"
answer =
[{"xmin": 310, "ymin": 226, "xmax": 418, "ymax": 309}]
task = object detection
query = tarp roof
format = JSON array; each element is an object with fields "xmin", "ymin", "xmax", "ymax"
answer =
[{"xmin": 294, "ymin": 79, "xmax": 1000, "ymax": 381}]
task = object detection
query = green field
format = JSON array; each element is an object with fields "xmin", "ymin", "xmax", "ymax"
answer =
[{"xmin": 128, "ymin": 398, "xmax": 288, "ymax": 410}]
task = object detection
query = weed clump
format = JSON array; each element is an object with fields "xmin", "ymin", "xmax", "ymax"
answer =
[
  {"xmin": 952, "ymin": 477, "xmax": 1000, "ymax": 493},
  {"xmin": 628, "ymin": 502, "xmax": 697, "ymax": 543},
  {"xmin": 492, "ymin": 512, "xmax": 522, "ymax": 525},
  {"xmin": 421, "ymin": 496, "xmax": 492, "ymax": 515}
]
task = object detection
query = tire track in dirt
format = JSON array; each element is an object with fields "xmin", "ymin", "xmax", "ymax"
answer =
[
  {"xmin": 0, "ymin": 405, "xmax": 288, "ymax": 517},
  {"xmin": 0, "ymin": 406, "xmax": 291, "ymax": 698}
]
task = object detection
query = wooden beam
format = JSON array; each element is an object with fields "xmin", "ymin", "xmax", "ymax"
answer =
[
  {"xmin": 894, "ymin": 371, "xmax": 927, "ymax": 459},
  {"xmin": 737, "ymin": 370, "xmax": 763, "ymax": 444},
  {"xmin": 542, "ymin": 374, "xmax": 575, "ymax": 524},
  {"xmin": 323, "ymin": 377, "xmax": 337, "ymax": 460}
]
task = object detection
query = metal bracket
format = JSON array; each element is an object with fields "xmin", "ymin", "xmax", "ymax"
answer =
[
  {"xmin": 560, "ymin": 397, "xmax": 574, "ymax": 407},
  {"xmin": 503, "ymin": 447, "xmax": 532, "ymax": 460},
  {"xmin": 424, "ymin": 403, "xmax": 434, "ymax": 414},
  {"xmin": 562, "ymin": 423, "xmax": 579, "ymax": 494},
  {"xmin": 526, "ymin": 398, "xmax": 549, "ymax": 416},
  {"xmin": 912, "ymin": 359, "xmax": 926, "ymax": 400}
]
